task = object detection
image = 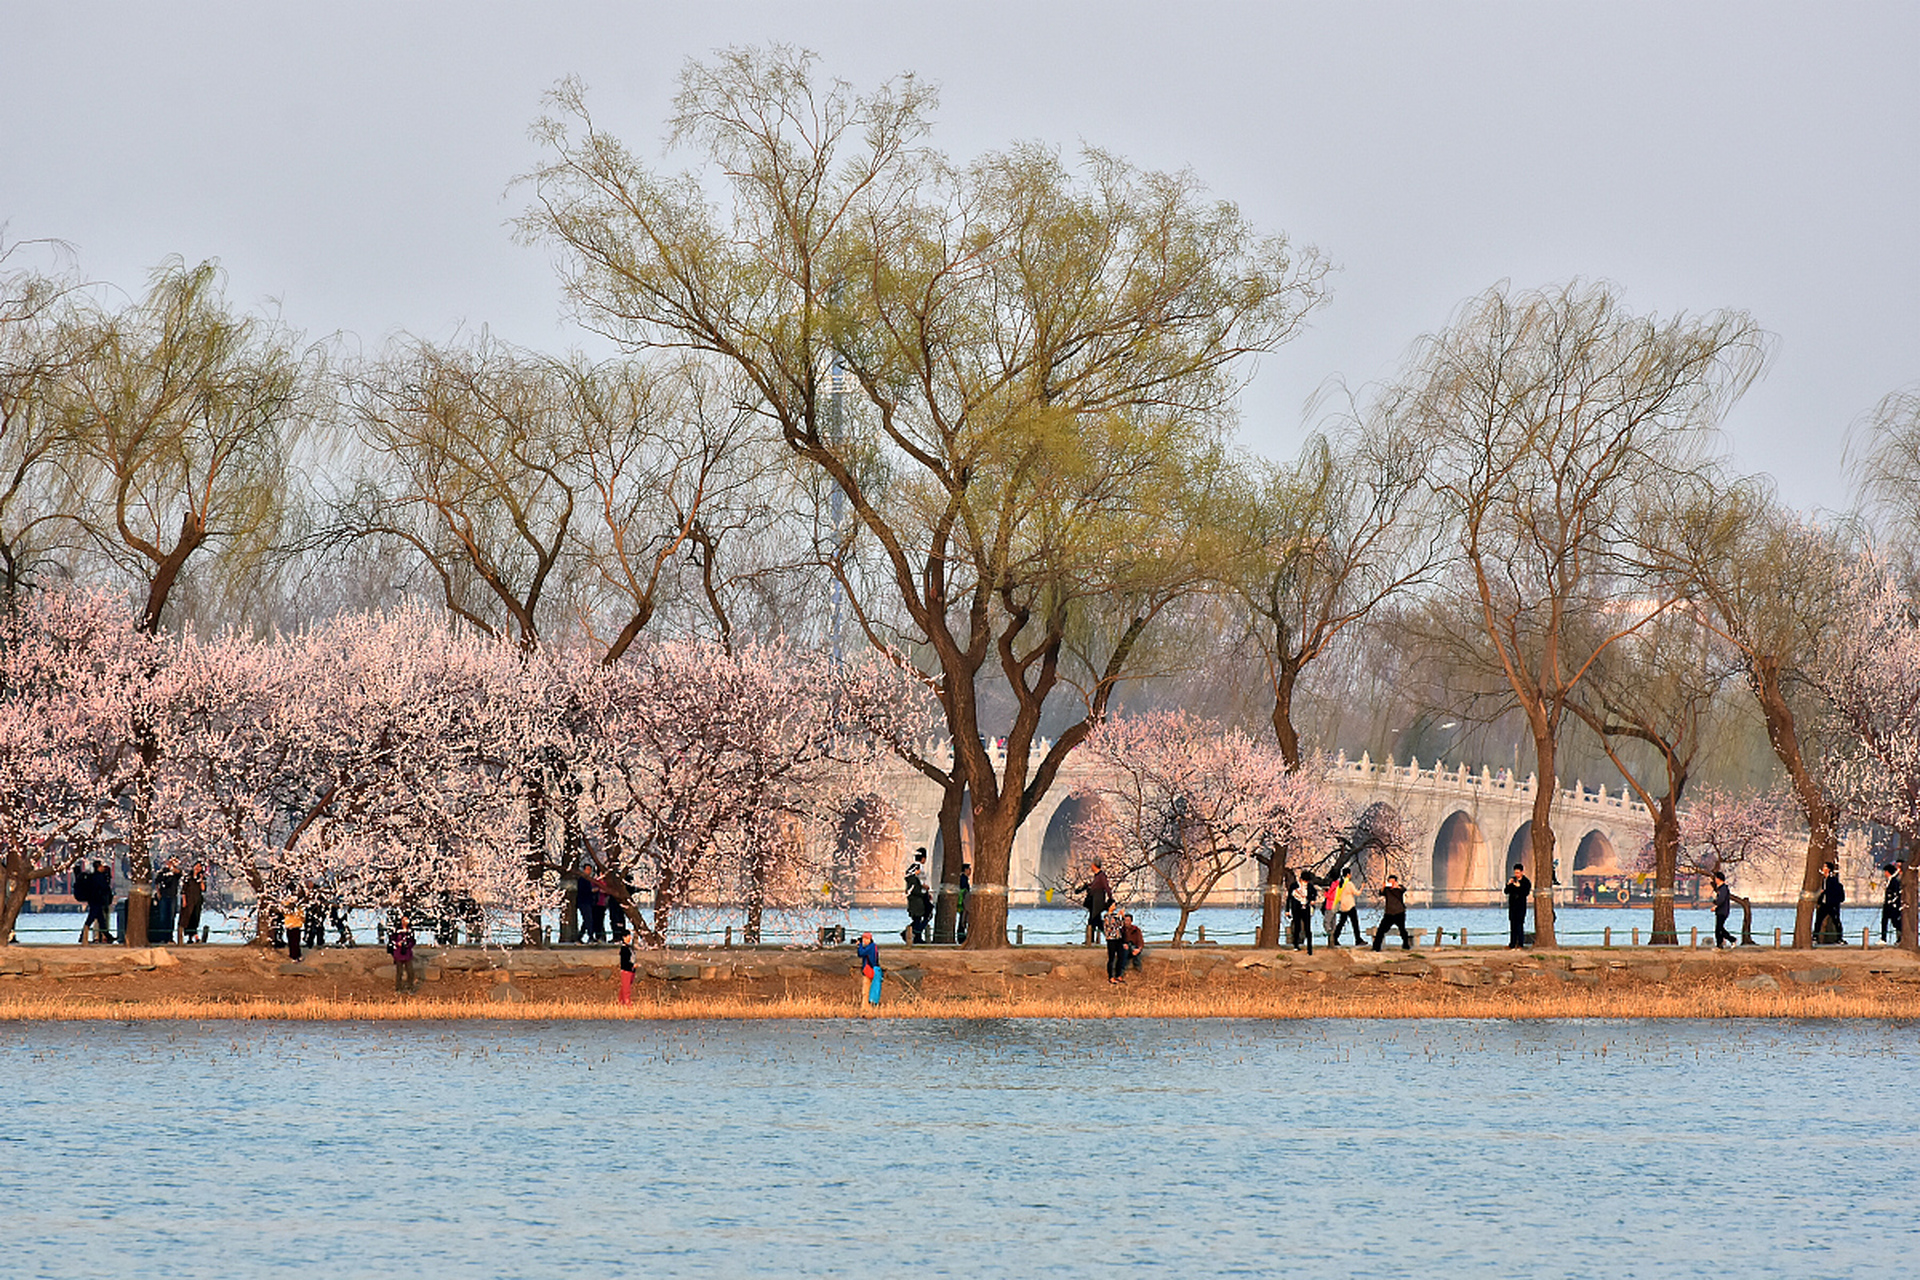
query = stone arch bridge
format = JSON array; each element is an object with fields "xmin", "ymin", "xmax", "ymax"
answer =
[{"xmin": 843, "ymin": 744, "xmax": 1656, "ymax": 908}]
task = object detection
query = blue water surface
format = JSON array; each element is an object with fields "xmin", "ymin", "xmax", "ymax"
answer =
[{"xmin": 2, "ymin": 1018, "xmax": 1913, "ymax": 1278}]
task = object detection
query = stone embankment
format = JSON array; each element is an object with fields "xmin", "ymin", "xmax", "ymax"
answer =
[{"xmin": 4, "ymin": 941, "xmax": 1919, "ymax": 1017}]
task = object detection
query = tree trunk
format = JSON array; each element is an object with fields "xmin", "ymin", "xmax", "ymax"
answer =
[
  {"xmin": 1649, "ymin": 801, "xmax": 1680, "ymax": 946},
  {"xmin": 1904, "ymin": 863, "xmax": 1918, "ymax": 954},
  {"xmin": 1255, "ymin": 845, "xmax": 1290, "ymax": 949},
  {"xmin": 523, "ymin": 773, "xmax": 549, "ymax": 947},
  {"xmin": 931, "ymin": 777, "xmax": 967, "ymax": 944},
  {"xmin": 123, "ymin": 729, "xmax": 160, "ymax": 947},
  {"xmin": 1528, "ymin": 728, "xmax": 1558, "ymax": 948},
  {"xmin": 1749, "ymin": 661, "xmax": 1835, "ymax": 949},
  {"xmin": 1732, "ymin": 893, "xmax": 1755, "ymax": 946},
  {"xmin": 1259, "ymin": 668, "xmax": 1304, "ymax": 949},
  {"xmin": 961, "ymin": 800, "xmax": 1014, "ymax": 950}
]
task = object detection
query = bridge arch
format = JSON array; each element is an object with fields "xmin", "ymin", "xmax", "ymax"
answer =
[
  {"xmin": 1573, "ymin": 828, "xmax": 1618, "ymax": 870},
  {"xmin": 1431, "ymin": 810, "xmax": 1491, "ymax": 902},
  {"xmin": 834, "ymin": 794, "xmax": 906, "ymax": 900},
  {"xmin": 1039, "ymin": 789, "xmax": 1108, "ymax": 890},
  {"xmin": 1506, "ymin": 821, "xmax": 1533, "ymax": 870}
]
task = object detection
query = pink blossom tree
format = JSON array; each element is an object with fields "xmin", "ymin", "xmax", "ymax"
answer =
[
  {"xmin": 1080, "ymin": 710, "xmax": 1349, "ymax": 944},
  {"xmin": 566, "ymin": 638, "xmax": 908, "ymax": 946},
  {"xmin": 0, "ymin": 589, "xmax": 164, "ymax": 942},
  {"xmin": 1807, "ymin": 564, "xmax": 1920, "ymax": 950}
]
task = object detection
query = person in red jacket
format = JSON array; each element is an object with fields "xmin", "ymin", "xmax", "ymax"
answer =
[
  {"xmin": 617, "ymin": 931, "xmax": 636, "ymax": 1005},
  {"xmin": 1121, "ymin": 913, "xmax": 1145, "ymax": 975}
]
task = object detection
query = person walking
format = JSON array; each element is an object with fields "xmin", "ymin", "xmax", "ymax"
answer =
[
  {"xmin": 1505, "ymin": 864, "xmax": 1532, "ymax": 949},
  {"xmin": 1813, "ymin": 861, "xmax": 1845, "ymax": 944},
  {"xmin": 1329, "ymin": 872, "xmax": 1363, "ymax": 946},
  {"xmin": 1103, "ymin": 900, "xmax": 1129, "ymax": 984},
  {"xmin": 1712, "ymin": 872, "xmax": 1736, "ymax": 949},
  {"xmin": 76, "ymin": 861, "xmax": 110, "ymax": 945},
  {"xmin": 856, "ymin": 931, "xmax": 883, "ymax": 1007},
  {"xmin": 1081, "ymin": 860, "xmax": 1113, "ymax": 946},
  {"xmin": 907, "ymin": 872, "xmax": 933, "ymax": 945},
  {"xmin": 1881, "ymin": 861, "xmax": 1904, "ymax": 944},
  {"xmin": 1121, "ymin": 912, "xmax": 1145, "ymax": 974},
  {"xmin": 282, "ymin": 899, "xmax": 305, "ymax": 963},
  {"xmin": 1371, "ymin": 874, "xmax": 1412, "ymax": 951},
  {"xmin": 617, "ymin": 931, "xmax": 636, "ymax": 1005},
  {"xmin": 177, "ymin": 861, "xmax": 207, "ymax": 944},
  {"xmin": 1287, "ymin": 872, "xmax": 1314, "ymax": 955},
  {"xmin": 581, "ymin": 874, "xmax": 607, "ymax": 944},
  {"xmin": 388, "ymin": 915, "xmax": 419, "ymax": 992}
]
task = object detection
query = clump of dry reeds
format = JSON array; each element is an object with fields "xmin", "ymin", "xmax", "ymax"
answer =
[{"xmin": 0, "ymin": 983, "xmax": 1911, "ymax": 1021}]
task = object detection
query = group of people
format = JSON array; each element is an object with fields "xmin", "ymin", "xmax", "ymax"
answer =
[
  {"xmin": 1284, "ymin": 869, "xmax": 1413, "ymax": 954},
  {"xmin": 70, "ymin": 857, "xmax": 207, "ymax": 945}
]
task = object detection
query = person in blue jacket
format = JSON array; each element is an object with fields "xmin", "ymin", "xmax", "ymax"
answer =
[{"xmin": 856, "ymin": 931, "xmax": 883, "ymax": 1006}]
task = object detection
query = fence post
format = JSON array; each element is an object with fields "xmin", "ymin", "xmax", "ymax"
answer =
[
  {"xmin": 1690, "ymin": 926, "xmax": 1698, "ymax": 948},
  {"xmin": 1863, "ymin": 926, "xmax": 1870, "ymax": 949},
  {"xmin": 1015, "ymin": 924, "xmax": 1024, "ymax": 946},
  {"xmin": 1460, "ymin": 928, "xmax": 1468, "ymax": 948},
  {"xmin": 1197, "ymin": 924, "xmax": 1207, "ymax": 945},
  {"xmin": 724, "ymin": 925, "xmax": 732, "ymax": 949},
  {"xmin": 1775, "ymin": 927, "xmax": 1782, "ymax": 947},
  {"xmin": 1632, "ymin": 926, "xmax": 1640, "ymax": 946},
  {"xmin": 1604, "ymin": 926, "xmax": 1611, "ymax": 948}
]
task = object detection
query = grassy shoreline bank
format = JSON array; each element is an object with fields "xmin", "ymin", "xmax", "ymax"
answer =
[{"xmin": 5, "ymin": 941, "xmax": 1916, "ymax": 1021}]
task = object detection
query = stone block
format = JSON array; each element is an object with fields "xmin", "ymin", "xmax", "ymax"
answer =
[
  {"xmin": 1009, "ymin": 960, "xmax": 1054, "ymax": 977},
  {"xmin": 276, "ymin": 963, "xmax": 316, "ymax": 977},
  {"xmin": 1548, "ymin": 968, "xmax": 1600, "ymax": 987},
  {"xmin": 1440, "ymin": 969, "xmax": 1483, "ymax": 987},
  {"xmin": 488, "ymin": 982, "xmax": 527, "ymax": 1003},
  {"xmin": 1790, "ymin": 967, "xmax": 1843, "ymax": 985},
  {"xmin": 1735, "ymin": 973, "xmax": 1781, "ymax": 992},
  {"xmin": 663, "ymin": 963, "xmax": 702, "ymax": 981},
  {"xmin": 1629, "ymin": 966, "xmax": 1670, "ymax": 982}
]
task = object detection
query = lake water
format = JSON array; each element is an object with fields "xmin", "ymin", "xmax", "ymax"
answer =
[{"xmin": 3, "ymin": 1018, "xmax": 1914, "ymax": 1277}]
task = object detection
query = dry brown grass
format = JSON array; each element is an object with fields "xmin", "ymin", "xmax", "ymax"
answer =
[{"xmin": 1, "ymin": 984, "xmax": 1912, "ymax": 1022}]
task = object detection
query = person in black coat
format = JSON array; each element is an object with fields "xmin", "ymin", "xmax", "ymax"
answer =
[
  {"xmin": 1080, "ymin": 861, "xmax": 1112, "ymax": 946},
  {"xmin": 1881, "ymin": 862, "xmax": 1904, "ymax": 944},
  {"xmin": 1372, "ymin": 874, "xmax": 1412, "ymax": 951},
  {"xmin": 1813, "ymin": 861, "xmax": 1845, "ymax": 944},
  {"xmin": 1505, "ymin": 864, "xmax": 1532, "ymax": 949},
  {"xmin": 153, "ymin": 857, "xmax": 183, "ymax": 944},
  {"xmin": 77, "ymin": 860, "xmax": 113, "ymax": 944},
  {"xmin": 1287, "ymin": 871, "xmax": 1315, "ymax": 955},
  {"xmin": 178, "ymin": 861, "xmax": 208, "ymax": 944}
]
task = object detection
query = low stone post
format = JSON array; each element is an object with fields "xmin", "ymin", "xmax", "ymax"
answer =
[{"xmin": 1604, "ymin": 926, "xmax": 1611, "ymax": 948}]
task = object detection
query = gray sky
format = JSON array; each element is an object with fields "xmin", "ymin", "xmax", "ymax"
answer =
[{"xmin": 6, "ymin": 1, "xmax": 1915, "ymax": 511}]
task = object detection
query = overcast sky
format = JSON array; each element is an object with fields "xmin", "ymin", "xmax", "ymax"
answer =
[{"xmin": 6, "ymin": 1, "xmax": 1915, "ymax": 511}]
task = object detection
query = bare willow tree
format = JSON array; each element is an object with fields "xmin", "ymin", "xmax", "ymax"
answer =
[
  {"xmin": 49, "ymin": 258, "xmax": 316, "ymax": 945},
  {"xmin": 1641, "ymin": 478, "xmax": 1853, "ymax": 948},
  {"xmin": 1567, "ymin": 593, "xmax": 1737, "ymax": 945},
  {"xmin": 518, "ymin": 45, "xmax": 1327, "ymax": 947},
  {"xmin": 1408, "ymin": 281, "xmax": 1766, "ymax": 947},
  {"xmin": 1230, "ymin": 416, "xmax": 1440, "ymax": 945},
  {"xmin": 0, "ymin": 243, "xmax": 86, "ymax": 610},
  {"xmin": 56, "ymin": 258, "xmax": 314, "ymax": 635}
]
